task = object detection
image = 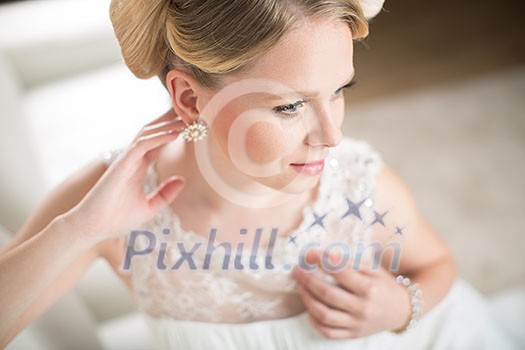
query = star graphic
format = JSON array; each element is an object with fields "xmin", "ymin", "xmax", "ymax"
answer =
[
  {"xmin": 308, "ymin": 212, "xmax": 329, "ymax": 230},
  {"xmin": 393, "ymin": 224, "xmax": 409, "ymax": 236},
  {"xmin": 367, "ymin": 210, "xmax": 389, "ymax": 228},
  {"xmin": 341, "ymin": 197, "xmax": 366, "ymax": 221}
]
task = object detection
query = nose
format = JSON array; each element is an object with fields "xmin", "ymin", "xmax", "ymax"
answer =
[{"xmin": 306, "ymin": 108, "xmax": 343, "ymax": 148}]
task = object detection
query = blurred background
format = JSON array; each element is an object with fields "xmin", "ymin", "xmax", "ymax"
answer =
[
  {"xmin": 350, "ymin": 0, "xmax": 525, "ymax": 295},
  {"xmin": 0, "ymin": 0, "xmax": 524, "ymax": 349}
]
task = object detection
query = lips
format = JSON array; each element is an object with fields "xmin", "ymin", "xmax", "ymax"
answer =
[
  {"xmin": 290, "ymin": 159, "xmax": 325, "ymax": 166},
  {"xmin": 290, "ymin": 159, "xmax": 325, "ymax": 176}
]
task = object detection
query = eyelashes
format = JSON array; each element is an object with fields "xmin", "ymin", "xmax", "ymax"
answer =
[
  {"xmin": 273, "ymin": 99, "xmax": 309, "ymax": 115},
  {"xmin": 272, "ymin": 79, "xmax": 357, "ymax": 119},
  {"xmin": 335, "ymin": 79, "xmax": 357, "ymax": 95}
]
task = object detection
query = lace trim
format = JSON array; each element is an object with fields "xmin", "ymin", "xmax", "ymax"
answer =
[
  {"xmin": 134, "ymin": 137, "xmax": 383, "ymax": 278},
  {"xmin": 100, "ymin": 137, "xmax": 385, "ymax": 322}
]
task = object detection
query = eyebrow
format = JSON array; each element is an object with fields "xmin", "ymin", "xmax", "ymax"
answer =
[{"xmin": 262, "ymin": 71, "xmax": 356, "ymax": 102}]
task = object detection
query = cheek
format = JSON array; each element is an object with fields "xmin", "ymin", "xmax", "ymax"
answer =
[
  {"xmin": 211, "ymin": 100, "xmax": 302, "ymax": 167},
  {"xmin": 210, "ymin": 104, "xmax": 238, "ymax": 149},
  {"xmin": 245, "ymin": 122, "xmax": 287, "ymax": 164}
]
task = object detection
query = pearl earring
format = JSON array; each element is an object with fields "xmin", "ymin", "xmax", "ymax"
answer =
[{"xmin": 180, "ymin": 119, "xmax": 209, "ymax": 142}]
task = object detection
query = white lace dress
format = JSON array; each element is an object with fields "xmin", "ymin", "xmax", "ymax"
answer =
[{"xmin": 101, "ymin": 137, "xmax": 517, "ymax": 350}]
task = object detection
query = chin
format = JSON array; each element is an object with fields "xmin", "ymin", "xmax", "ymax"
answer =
[{"xmin": 256, "ymin": 170, "xmax": 320, "ymax": 195}]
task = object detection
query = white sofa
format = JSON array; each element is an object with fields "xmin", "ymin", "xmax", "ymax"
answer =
[{"xmin": 0, "ymin": 0, "xmax": 166, "ymax": 348}]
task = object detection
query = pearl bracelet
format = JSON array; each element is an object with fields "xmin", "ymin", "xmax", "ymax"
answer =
[{"xmin": 393, "ymin": 275, "xmax": 424, "ymax": 333}]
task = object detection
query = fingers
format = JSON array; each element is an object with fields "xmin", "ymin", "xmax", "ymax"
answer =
[
  {"xmin": 144, "ymin": 108, "xmax": 180, "ymax": 128},
  {"xmin": 147, "ymin": 175, "xmax": 186, "ymax": 212},
  {"xmin": 122, "ymin": 109, "xmax": 187, "ymax": 167},
  {"xmin": 141, "ymin": 119, "xmax": 183, "ymax": 136},
  {"xmin": 329, "ymin": 266, "xmax": 375, "ymax": 298},
  {"xmin": 307, "ymin": 313, "xmax": 360, "ymax": 340},
  {"xmin": 125, "ymin": 127, "xmax": 182, "ymax": 167},
  {"xmin": 305, "ymin": 249, "xmax": 376, "ymax": 297},
  {"xmin": 294, "ymin": 267, "xmax": 365, "ymax": 317},
  {"xmin": 140, "ymin": 119, "xmax": 186, "ymax": 165},
  {"xmin": 125, "ymin": 111, "xmax": 186, "ymax": 166},
  {"xmin": 134, "ymin": 117, "xmax": 186, "ymax": 142},
  {"xmin": 298, "ymin": 276, "xmax": 365, "ymax": 340},
  {"xmin": 298, "ymin": 284, "xmax": 359, "ymax": 329}
]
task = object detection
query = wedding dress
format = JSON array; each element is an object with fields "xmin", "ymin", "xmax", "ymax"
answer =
[{"xmin": 101, "ymin": 137, "xmax": 519, "ymax": 349}]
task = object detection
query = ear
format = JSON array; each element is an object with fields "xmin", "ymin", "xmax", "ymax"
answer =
[{"xmin": 165, "ymin": 69, "xmax": 202, "ymax": 125}]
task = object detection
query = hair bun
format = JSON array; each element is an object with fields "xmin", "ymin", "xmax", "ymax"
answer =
[
  {"xmin": 109, "ymin": 0, "xmax": 170, "ymax": 79},
  {"xmin": 110, "ymin": 0, "xmax": 377, "ymax": 89}
]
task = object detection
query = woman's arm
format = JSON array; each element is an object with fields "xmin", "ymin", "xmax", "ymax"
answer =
[
  {"xmin": 1, "ymin": 109, "xmax": 187, "ymax": 347},
  {"xmin": 370, "ymin": 165, "xmax": 457, "ymax": 317},
  {"xmin": 0, "ymin": 158, "xmax": 112, "ymax": 347},
  {"xmin": 0, "ymin": 213, "xmax": 99, "ymax": 345},
  {"xmin": 293, "ymin": 164, "xmax": 457, "ymax": 339}
]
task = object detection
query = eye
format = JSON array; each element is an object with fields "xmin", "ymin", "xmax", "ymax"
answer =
[
  {"xmin": 334, "ymin": 79, "xmax": 357, "ymax": 96},
  {"xmin": 272, "ymin": 100, "xmax": 308, "ymax": 119}
]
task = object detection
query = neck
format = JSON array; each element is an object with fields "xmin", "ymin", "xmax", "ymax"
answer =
[{"xmin": 157, "ymin": 138, "xmax": 313, "ymax": 218}]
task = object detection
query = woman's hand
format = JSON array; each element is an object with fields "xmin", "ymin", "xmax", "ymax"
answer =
[
  {"xmin": 66, "ymin": 109, "xmax": 187, "ymax": 242},
  {"xmin": 292, "ymin": 248, "xmax": 412, "ymax": 339}
]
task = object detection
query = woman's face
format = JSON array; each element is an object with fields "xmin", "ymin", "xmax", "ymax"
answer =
[{"xmin": 198, "ymin": 19, "xmax": 355, "ymax": 197}]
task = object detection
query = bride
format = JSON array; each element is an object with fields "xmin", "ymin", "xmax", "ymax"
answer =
[{"xmin": 0, "ymin": 0, "xmax": 517, "ymax": 348}]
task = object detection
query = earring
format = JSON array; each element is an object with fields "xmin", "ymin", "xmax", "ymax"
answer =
[{"xmin": 180, "ymin": 119, "xmax": 209, "ymax": 142}]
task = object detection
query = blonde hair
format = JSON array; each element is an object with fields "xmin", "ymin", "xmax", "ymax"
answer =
[{"xmin": 110, "ymin": 0, "xmax": 369, "ymax": 91}]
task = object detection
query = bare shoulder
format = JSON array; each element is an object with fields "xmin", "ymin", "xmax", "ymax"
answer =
[{"xmin": 369, "ymin": 165, "xmax": 455, "ymax": 274}]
